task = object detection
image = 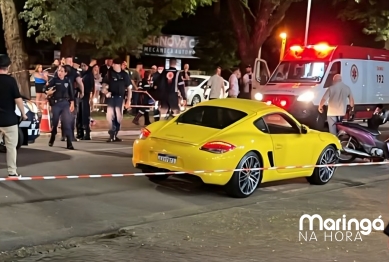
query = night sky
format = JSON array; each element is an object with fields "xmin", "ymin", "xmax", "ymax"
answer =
[{"xmin": 0, "ymin": 0, "xmax": 382, "ymax": 66}]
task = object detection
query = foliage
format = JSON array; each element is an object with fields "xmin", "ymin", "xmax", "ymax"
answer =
[
  {"xmin": 335, "ymin": 0, "xmax": 389, "ymax": 45},
  {"xmin": 194, "ymin": 29, "xmax": 240, "ymax": 74},
  {"xmin": 226, "ymin": 0, "xmax": 299, "ymax": 66},
  {"xmin": 19, "ymin": 0, "xmax": 214, "ymax": 54}
]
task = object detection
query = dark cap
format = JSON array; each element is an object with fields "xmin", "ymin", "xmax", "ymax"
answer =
[
  {"xmin": 0, "ymin": 54, "xmax": 11, "ymax": 67},
  {"xmin": 113, "ymin": 58, "xmax": 122, "ymax": 65},
  {"xmin": 246, "ymin": 65, "xmax": 251, "ymax": 68}
]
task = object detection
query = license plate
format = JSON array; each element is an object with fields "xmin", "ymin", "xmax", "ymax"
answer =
[{"xmin": 157, "ymin": 154, "xmax": 177, "ymax": 164}]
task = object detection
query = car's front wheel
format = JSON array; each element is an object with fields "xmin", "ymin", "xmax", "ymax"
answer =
[
  {"xmin": 225, "ymin": 152, "xmax": 262, "ymax": 198},
  {"xmin": 306, "ymin": 145, "xmax": 338, "ymax": 185}
]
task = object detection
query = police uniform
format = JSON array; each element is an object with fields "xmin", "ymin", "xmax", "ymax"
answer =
[
  {"xmin": 46, "ymin": 76, "xmax": 75, "ymax": 149},
  {"xmin": 102, "ymin": 65, "xmax": 131, "ymax": 142},
  {"xmin": 159, "ymin": 67, "xmax": 186, "ymax": 119},
  {"xmin": 132, "ymin": 76, "xmax": 152, "ymax": 125},
  {"xmin": 55, "ymin": 65, "xmax": 80, "ymax": 141}
]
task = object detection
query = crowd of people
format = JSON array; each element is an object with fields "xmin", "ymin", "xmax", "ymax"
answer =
[{"xmin": 27, "ymin": 58, "xmax": 261, "ymax": 146}]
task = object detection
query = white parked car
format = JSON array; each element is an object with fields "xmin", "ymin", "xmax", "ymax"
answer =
[{"xmin": 186, "ymin": 75, "xmax": 229, "ymax": 106}]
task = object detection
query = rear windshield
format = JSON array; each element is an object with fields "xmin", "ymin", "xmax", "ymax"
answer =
[{"xmin": 176, "ymin": 106, "xmax": 247, "ymax": 129}]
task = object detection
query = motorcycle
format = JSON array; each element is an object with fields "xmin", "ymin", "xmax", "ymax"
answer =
[{"xmin": 336, "ymin": 107, "xmax": 389, "ymax": 163}]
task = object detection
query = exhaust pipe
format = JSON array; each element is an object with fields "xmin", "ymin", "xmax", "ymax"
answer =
[{"xmin": 342, "ymin": 147, "xmax": 370, "ymax": 157}]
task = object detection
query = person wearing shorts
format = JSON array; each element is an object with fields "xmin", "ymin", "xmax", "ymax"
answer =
[
  {"xmin": 33, "ymin": 64, "xmax": 48, "ymax": 110},
  {"xmin": 158, "ymin": 58, "xmax": 186, "ymax": 119}
]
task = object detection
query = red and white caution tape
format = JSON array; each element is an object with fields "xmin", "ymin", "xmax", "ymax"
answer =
[{"xmin": 1, "ymin": 161, "xmax": 389, "ymax": 181}]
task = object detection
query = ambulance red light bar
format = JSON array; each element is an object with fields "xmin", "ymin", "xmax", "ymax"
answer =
[
  {"xmin": 289, "ymin": 43, "xmax": 335, "ymax": 59},
  {"xmin": 290, "ymin": 45, "xmax": 303, "ymax": 52}
]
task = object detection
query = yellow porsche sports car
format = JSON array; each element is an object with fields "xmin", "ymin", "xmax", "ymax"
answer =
[{"xmin": 132, "ymin": 99, "xmax": 341, "ymax": 198}]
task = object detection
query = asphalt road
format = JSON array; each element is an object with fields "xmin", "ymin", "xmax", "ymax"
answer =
[{"xmin": 0, "ymin": 135, "xmax": 389, "ymax": 255}]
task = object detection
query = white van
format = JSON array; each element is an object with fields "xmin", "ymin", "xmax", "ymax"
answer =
[{"xmin": 253, "ymin": 43, "xmax": 389, "ymax": 130}]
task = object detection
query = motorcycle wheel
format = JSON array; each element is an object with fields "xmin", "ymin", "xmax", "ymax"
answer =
[{"xmin": 338, "ymin": 134, "xmax": 357, "ymax": 163}]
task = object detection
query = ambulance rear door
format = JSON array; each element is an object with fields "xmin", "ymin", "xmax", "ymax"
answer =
[
  {"xmin": 341, "ymin": 60, "xmax": 366, "ymax": 104},
  {"xmin": 366, "ymin": 60, "xmax": 389, "ymax": 104}
]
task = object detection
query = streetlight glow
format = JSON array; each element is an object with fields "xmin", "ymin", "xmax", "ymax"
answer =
[{"xmin": 280, "ymin": 33, "xmax": 287, "ymax": 39}]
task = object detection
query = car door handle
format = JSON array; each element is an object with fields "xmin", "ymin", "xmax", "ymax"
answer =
[{"xmin": 275, "ymin": 144, "xmax": 282, "ymax": 149}]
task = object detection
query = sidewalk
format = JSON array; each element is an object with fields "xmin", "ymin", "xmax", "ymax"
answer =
[{"xmin": 5, "ymin": 181, "xmax": 389, "ymax": 262}]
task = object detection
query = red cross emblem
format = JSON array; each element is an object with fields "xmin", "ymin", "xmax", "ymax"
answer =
[
  {"xmin": 350, "ymin": 65, "xmax": 358, "ymax": 83},
  {"xmin": 351, "ymin": 68, "xmax": 357, "ymax": 78}
]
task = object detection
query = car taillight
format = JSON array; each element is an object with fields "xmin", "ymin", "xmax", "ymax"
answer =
[
  {"xmin": 200, "ymin": 141, "xmax": 236, "ymax": 154},
  {"xmin": 139, "ymin": 128, "xmax": 151, "ymax": 139}
]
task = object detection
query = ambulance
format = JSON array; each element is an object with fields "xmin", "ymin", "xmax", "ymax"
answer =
[{"xmin": 252, "ymin": 43, "xmax": 389, "ymax": 130}]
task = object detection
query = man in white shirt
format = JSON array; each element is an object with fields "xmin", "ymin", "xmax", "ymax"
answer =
[
  {"xmin": 318, "ymin": 74, "xmax": 355, "ymax": 135},
  {"xmin": 241, "ymin": 65, "xmax": 252, "ymax": 99},
  {"xmin": 228, "ymin": 68, "xmax": 241, "ymax": 98},
  {"xmin": 204, "ymin": 66, "xmax": 225, "ymax": 100}
]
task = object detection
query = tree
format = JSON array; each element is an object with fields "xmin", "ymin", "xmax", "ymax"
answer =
[
  {"xmin": 19, "ymin": 0, "xmax": 214, "ymax": 57},
  {"xmin": 336, "ymin": 0, "xmax": 389, "ymax": 49},
  {"xmin": 194, "ymin": 29, "xmax": 240, "ymax": 74},
  {"xmin": 0, "ymin": 0, "xmax": 31, "ymax": 97},
  {"xmin": 226, "ymin": 0, "xmax": 298, "ymax": 69}
]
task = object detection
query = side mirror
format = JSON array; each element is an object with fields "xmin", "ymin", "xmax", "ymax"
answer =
[{"xmin": 301, "ymin": 124, "xmax": 308, "ymax": 134}]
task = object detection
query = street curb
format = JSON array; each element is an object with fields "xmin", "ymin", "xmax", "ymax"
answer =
[{"xmin": 38, "ymin": 130, "xmax": 141, "ymax": 137}]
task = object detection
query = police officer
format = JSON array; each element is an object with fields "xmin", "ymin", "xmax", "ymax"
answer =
[
  {"xmin": 77, "ymin": 60, "xmax": 96, "ymax": 140},
  {"xmin": 158, "ymin": 58, "xmax": 186, "ymax": 119},
  {"xmin": 55, "ymin": 57, "xmax": 84, "ymax": 141},
  {"xmin": 101, "ymin": 58, "xmax": 132, "ymax": 142},
  {"xmin": 45, "ymin": 66, "xmax": 75, "ymax": 149}
]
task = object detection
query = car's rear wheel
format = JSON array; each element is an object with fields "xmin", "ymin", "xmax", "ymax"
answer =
[
  {"xmin": 143, "ymin": 169, "xmax": 170, "ymax": 181},
  {"xmin": 225, "ymin": 152, "xmax": 262, "ymax": 198},
  {"xmin": 307, "ymin": 145, "xmax": 338, "ymax": 185}
]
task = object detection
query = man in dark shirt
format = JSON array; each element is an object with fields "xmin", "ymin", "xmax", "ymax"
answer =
[
  {"xmin": 99, "ymin": 58, "xmax": 113, "ymax": 113},
  {"xmin": 0, "ymin": 54, "xmax": 27, "ymax": 177},
  {"xmin": 76, "ymin": 60, "xmax": 96, "ymax": 140},
  {"xmin": 158, "ymin": 58, "xmax": 186, "ymax": 119},
  {"xmin": 101, "ymin": 58, "xmax": 132, "ymax": 142}
]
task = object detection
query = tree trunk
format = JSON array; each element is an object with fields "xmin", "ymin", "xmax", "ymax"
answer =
[
  {"xmin": 213, "ymin": 0, "xmax": 220, "ymax": 17},
  {"xmin": 0, "ymin": 0, "xmax": 31, "ymax": 98},
  {"xmin": 60, "ymin": 36, "xmax": 77, "ymax": 58}
]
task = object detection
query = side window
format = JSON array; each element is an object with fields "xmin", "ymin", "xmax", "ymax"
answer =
[
  {"xmin": 263, "ymin": 113, "xmax": 300, "ymax": 134},
  {"xmin": 255, "ymin": 59, "xmax": 270, "ymax": 82},
  {"xmin": 253, "ymin": 118, "xmax": 269, "ymax": 133},
  {"xmin": 323, "ymin": 61, "xmax": 341, "ymax": 88}
]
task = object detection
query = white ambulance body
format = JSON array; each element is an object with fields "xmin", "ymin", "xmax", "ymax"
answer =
[{"xmin": 252, "ymin": 43, "xmax": 389, "ymax": 129}]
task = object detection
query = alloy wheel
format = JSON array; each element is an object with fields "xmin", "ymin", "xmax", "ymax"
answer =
[
  {"xmin": 318, "ymin": 147, "xmax": 337, "ymax": 183},
  {"xmin": 238, "ymin": 156, "xmax": 261, "ymax": 196}
]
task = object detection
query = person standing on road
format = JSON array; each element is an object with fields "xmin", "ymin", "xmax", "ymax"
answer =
[
  {"xmin": 0, "ymin": 54, "xmax": 27, "ymax": 178},
  {"xmin": 318, "ymin": 74, "xmax": 355, "ymax": 135},
  {"xmin": 99, "ymin": 58, "xmax": 113, "ymax": 113},
  {"xmin": 45, "ymin": 66, "xmax": 75, "ymax": 150},
  {"xmin": 241, "ymin": 65, "xmax": 252, "ymax": 99},
  {"xmin": 151, "ymin": 65, "xmax": 164, "ymax": 122},
  {"xmin": 55, "ymin": 57, "xmax": 84, "ymax": 142},
  {"xmin": 158, "ymin": 58, "xmax": 186, "ymax": 119},
  {"xmin": 101, "ymin": 58, "xmax": 132, "ymax": 142},
  {"xmin": 204, "ymin": 66, "xmax": 224, "ymax": 100},
  {"xmin": 130, "ymin": 63, "xmax": 142, "ymax": 116},
  {"xmin": 76, "ymin": 60, "xmax": 95, "ymax": 140},
  {"xmin": 228, "ymin": 68, "xmax": 241, "ymax": 98},
  {"xmin": 132, "ymin": 70, "xmax": 152, "ymax": 126}
]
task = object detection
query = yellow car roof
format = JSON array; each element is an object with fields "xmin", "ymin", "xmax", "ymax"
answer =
[{"xmin": 197, "ymin": 99, "xmax": 281, "ymax": 114}]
